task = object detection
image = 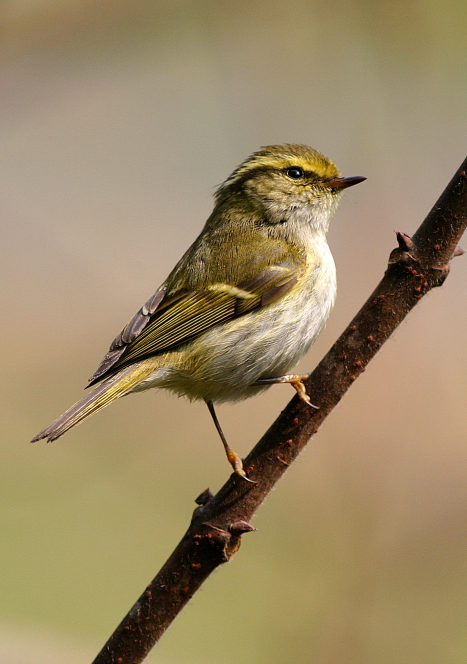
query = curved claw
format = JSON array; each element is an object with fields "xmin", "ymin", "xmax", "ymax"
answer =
[
  {"xmin": 254, "ymin": 373, "xmax": 319, "ymax": 409},
  {"xmin": 234, "ymin": 464, "xmax": 257, "ymax": 484},
  {"xmin": 239, "ymin": 473, "xmax": 257, "ymax": 484}
]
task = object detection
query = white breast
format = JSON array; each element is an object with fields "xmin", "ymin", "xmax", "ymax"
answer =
[{"xmin": 134, "ymin": 237, "xmax": 337, "ymax": 404}]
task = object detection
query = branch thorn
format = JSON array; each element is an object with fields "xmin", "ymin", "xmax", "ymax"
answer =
[
  {"xmin": 396, "ymin": 231, "xmax": 413, "ymax": 251},
  {"xmin": 195, "ymin": 489, "xmax": 214, "ymax": 506},
  {"xmin": 228, "ymin": 521, "xmax": 256, "ymax": 536}
]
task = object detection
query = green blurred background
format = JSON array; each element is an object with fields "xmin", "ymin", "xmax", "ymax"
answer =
[{"xmin": 2, "ymin": 1, "xmax": 467, "ymax": 662}]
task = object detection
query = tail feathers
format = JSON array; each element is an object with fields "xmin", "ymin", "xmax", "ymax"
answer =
[{"xmin": 31, "ymin": 363, "xmax": 156, "ymax": 443}]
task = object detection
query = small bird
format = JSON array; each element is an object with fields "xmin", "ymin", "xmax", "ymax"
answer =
[{"xmin": 32, "ymin": 145, "xmax": 365, "ymax": 481}]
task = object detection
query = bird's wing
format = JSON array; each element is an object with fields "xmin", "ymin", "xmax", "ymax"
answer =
[{"xmin": 88, "ymin": 262, "xmax": 303, "ymax": 385}]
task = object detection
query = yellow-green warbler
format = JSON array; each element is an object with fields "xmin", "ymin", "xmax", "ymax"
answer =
[{"xmin": 32, "ymin": 144, "xmax": 365, "ymax": 482}]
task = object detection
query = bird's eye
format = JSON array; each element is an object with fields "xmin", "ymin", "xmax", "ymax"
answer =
[{"xmin": 285, "ymin": 167, "xmax": 304, "ymax": 180}]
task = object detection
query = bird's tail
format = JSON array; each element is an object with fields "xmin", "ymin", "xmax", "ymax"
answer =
[{"xmin": 31, "ymin": 362, "xmax": 156, "ymax": 443}]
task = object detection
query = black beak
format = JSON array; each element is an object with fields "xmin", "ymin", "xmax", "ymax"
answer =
[{"xmin": 323, "ymin": 175, "xmax": 366, "ymax": 190}]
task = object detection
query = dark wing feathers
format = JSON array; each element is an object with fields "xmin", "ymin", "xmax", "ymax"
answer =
[
  {"xmin": 144, "ymin": 289, "xmax": 168, "ymax": 315},
  {"xmin": 261, "ymin": 274, "xmax": 300, "ymax": 307},
  {"xmin": 88, "ymin": 347, "xmax": 127, "ymax": 384},
  {"xmin": 109, "ymin": 289, "xmax": 167, "ymax": 350},
  {"xmin": 88, "ymin": 263, "xmax": 302, "ymax": 386},
  {"xmin": 88, "ymin": 289, "xmax": 167, "ymax": 384}
]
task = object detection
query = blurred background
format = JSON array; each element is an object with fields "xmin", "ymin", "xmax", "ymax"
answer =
[{"xmin": 1, "ymin": 1, "xmax": 467, "ymax": 662}]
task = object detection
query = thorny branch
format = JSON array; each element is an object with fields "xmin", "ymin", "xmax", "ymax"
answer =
[{"xmin": 92, "ymin": 158, "xmax": 467, "ymax": 664}]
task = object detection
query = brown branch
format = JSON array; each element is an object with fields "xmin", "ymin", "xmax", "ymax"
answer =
[{"xmin": 92, "ymin": 160, "xmax": 467, "ymax": 664}]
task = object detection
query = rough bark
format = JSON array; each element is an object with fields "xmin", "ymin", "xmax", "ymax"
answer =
[{"xmin": 92, "ymin": 160, "xmax": 467, "ymax": 664}]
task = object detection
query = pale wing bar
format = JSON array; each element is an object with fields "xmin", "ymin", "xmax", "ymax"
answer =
[{"xmin": 88, "ymin": 263, "xmax": 302, "ymax": 386}]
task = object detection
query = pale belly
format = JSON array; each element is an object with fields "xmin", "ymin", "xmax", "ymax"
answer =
[{"xmin": 130, "ymin": 248, "xmax": 337, "ymax": 404}]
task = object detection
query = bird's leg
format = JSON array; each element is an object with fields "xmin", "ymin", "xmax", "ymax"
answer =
[
  {"xmin": 206, "ymin": 401, "xmax": 256, "ymax": 483},
  {"xmin": 253, "ymin": 373, "xmax": 319, "ymax": 409}
]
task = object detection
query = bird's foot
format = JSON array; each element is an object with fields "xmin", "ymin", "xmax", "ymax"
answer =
[{"xmin": 253, "ymin": 373, "xmax": 319, "ymax": 409}]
